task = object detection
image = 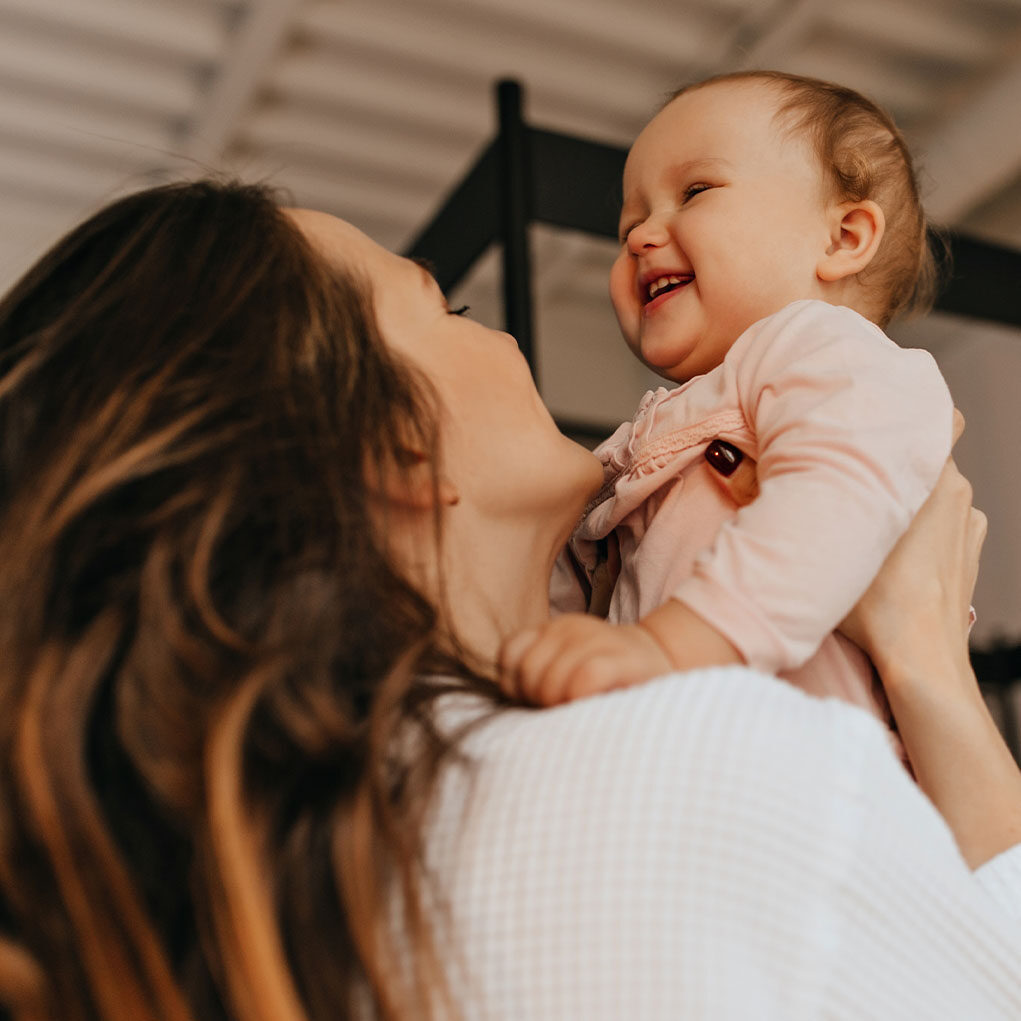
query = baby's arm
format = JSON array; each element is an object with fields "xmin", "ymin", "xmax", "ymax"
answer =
[
  {"xmin": 503, "ymin": 303, "xmax": 950, "ymax": 706},
  {"xmin": 499, "ymin": 601, "xmax": 741, "ymax": 706},
  {"xmin": 672, "ymin": 301, "xmax": 953, "ymax": 672},
  {"xmin": 502, "ymin": 469, "xmax": 744, "ymax": 705}
]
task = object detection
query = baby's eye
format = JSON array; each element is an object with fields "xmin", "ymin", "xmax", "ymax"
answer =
[
  {"xmin": 619, "ymin": 222, "xmax": 639, "ymax": 246},
  {"xmin": 682, "ymin": 183, "xmax": 712, "ymax": 203},
  {"xmin": 447, "ymin": 304, "xmax": 471, "ymax": 317}
]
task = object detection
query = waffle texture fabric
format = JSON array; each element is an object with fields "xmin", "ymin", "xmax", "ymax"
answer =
[{"xmin": 420, "ymin": 667, "xmax": 1021, "ymax": 1019}]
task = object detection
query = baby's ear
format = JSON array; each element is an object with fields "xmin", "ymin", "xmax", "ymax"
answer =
[{"xmin": 817, "ymin": 200, "xmax": 885, "ymax": 282}]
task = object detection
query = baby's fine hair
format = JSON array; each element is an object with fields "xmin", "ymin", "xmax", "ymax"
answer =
[{"xmin": 670, "ymin": 71, "xmax": 938, "ymax": 327}]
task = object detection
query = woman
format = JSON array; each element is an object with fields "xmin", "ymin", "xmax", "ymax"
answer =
[{"xmin": 0, "ymin": 180, "xmax": 1016, "ymax": 1020}]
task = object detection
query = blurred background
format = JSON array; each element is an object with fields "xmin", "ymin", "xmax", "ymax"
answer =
[{"xmin": 0, "ymin": 0, "xmax": 1019, "ymax": 727}]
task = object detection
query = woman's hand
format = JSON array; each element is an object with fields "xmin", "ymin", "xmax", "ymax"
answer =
[
  {"xmin": 705, "ymin": 423, "xmax": 1021, "ymax": 867},
  {"xmin": 852, "ymin": 450, "xmax": 1021, "ymax": 866},
  {"xmin": 838, "ymin": 410, "xmax": 979, "ymax": 682},
  {"xmin": 704, "ymin": 426, "xmax": 983, "ymax": 699},
  {"xmin": 842, "ymin": 411, "xmax": 1021, "ymax": 866},
  {"xmin": 838, "ymin": 455, "xmax": 984, "ymax": 694}
]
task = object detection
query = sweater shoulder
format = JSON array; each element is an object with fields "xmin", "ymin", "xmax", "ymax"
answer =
[
  {"xmin": 432, "ymin": 666, "xmax": 897, "ymax": 865},
  {"xmin": 424, "ymin": 670, "xmax": 902, "ymax": 1017},
  {"xmin": 454, "ymin": 665, "xmax": 888, "ymax": 788}
]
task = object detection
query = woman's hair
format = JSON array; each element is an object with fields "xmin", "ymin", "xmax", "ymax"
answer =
[
  {"xmin": 0, "ymin": 179, "xmax": 479, "ymax": 1020},
  {"xmin": 670, "ymin": 70, "xmax": 940, "ymax": 326}
]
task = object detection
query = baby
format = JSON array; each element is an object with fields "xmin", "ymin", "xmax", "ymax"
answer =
[{"xmin": 499, "ymin": 71, "xmax": 953, "ymax": 734}]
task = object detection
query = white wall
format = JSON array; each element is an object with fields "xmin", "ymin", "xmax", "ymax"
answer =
[{"xmin": 893, "ymin": 313, "xmax": 1021, "ymax": 646}]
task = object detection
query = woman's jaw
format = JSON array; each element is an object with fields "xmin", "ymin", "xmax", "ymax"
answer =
[{"xmin": 286, "ymin": 208, "xmax": 602, "ymax": 667}]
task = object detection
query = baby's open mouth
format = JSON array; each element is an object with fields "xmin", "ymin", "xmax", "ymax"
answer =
[{"xmin": 645, "ymin": 274, "xmax": 694, "ymax": 303}]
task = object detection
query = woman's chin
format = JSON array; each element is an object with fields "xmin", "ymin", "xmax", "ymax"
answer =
[
  {"xmin": 559, "ymin": 443, "xmax": 604, "ymax": 512},
  {"xmin": 582, "ymin": 447, "xmax": 604, "ymax": 492}
]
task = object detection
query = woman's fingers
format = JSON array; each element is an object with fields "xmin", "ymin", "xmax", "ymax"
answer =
[
  {"xmin": 839, "ymin": 457, "xmax": 981, "ymax": 675},
  {"xmin": 703, "ymin": 440, "xmax": 759, "ymax": 507},
  {"xmin": 971, "ymin": 505, "xmax": 988, "ymax": 550},
  {"xmin": 967, "ymin": 505, "xmax": 988, "ymax": 598}
]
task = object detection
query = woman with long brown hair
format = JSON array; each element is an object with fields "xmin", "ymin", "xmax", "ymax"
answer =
[
  {"xmin": 0, "ymin": 180, "xmax": 1017, "ymax": 1019},
  {"xmin": 0, "ymin": 180, "xmax": 497, "ymax": 1019}
]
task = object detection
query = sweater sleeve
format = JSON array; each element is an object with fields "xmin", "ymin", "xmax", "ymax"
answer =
[
  {"xmin": 672, "ymin": 300, "xmax": 953, "ymax": 671},
  {"xmin": 976, "ymin": 844, "xmax": 1021, "ymax": 919},
  {"xmin": 425, "ymin": 669, "xmax": 1021, "ymax": 1019},
  {"xmin": 817, "ymin": 725, "xmax": 1021, "ymax": 1018}
]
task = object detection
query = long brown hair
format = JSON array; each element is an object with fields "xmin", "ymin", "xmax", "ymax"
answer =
[{"xmin": 0, "ymin": 180, "xmax": 477, "ymax": 1019}]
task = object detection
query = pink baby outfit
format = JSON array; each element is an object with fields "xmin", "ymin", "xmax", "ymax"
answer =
[{"xmin": 564, "ymin": 300, "xmax": 954, "ymax": 721}]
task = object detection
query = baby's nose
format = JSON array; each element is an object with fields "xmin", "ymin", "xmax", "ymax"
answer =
[{"xmin": 627, "ymin": 214, "xmax": 669, "ymax": 253}]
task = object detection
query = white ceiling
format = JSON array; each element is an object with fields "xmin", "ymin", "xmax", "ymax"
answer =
[
  {"xmin": 2, "ymin": 0, "xmax": 1021, "ymax": 268},
  {"xmin": 1, "ymin": 0, "xmax": 1021, "ymax": 639}
]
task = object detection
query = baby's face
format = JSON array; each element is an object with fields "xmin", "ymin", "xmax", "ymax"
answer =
[{"xmin": 610, "ymin": 81, "xmax": 835, "ymax": 383}]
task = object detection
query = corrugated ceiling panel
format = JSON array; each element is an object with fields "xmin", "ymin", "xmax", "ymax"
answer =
[{"xmin": 0, "ymin": 0, "xmax": 234, "ymax": 281}]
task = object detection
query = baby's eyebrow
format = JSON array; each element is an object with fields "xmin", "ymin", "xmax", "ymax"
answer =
[{"xmin": 667, "ymin": 156, "xmax": 730, "ymax": 179}]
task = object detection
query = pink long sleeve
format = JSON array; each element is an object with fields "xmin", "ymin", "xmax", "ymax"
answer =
[
  {"xmin": 577, "ymin": 300, "xmax": 953, "ymax": 676},
  {"xmin": 675, "ymin": 301, "xmax": 952, "ymax": 670}
]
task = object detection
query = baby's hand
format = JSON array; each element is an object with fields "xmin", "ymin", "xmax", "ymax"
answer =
[{"xmin": 498, "ymin": 614, "xmax": 673, "ymax": 706}]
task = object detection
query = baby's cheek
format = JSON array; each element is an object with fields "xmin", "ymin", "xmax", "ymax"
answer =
[{"xmin": 608, "ymin": 258, "xmax": 638, "ymax": 340}]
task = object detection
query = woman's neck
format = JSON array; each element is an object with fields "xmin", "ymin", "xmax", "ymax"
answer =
[{"xmin": 438, "ymin": 510, "xmax": 559, "ymax": 670}]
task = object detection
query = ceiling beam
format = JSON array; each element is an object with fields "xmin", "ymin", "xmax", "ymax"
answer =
[
  {"xmin": 270, "ymin": 44, "xmax": 641, "ymax": 147},
  {"xmin": 722, "ymin": 0, "xmax": 823, "ymax": 70},
  {"xmin": 182, "ymin": 0, "xmax": 304, "ymax": 164},
  {"xmin": 0, "ymin": 0, "xmax": 223, "ymax": 61},
  {"xmin": 0, "ymin": 91, "xmax": 174, "ymax": 162},
  {"xmin": 270, "ymin": 48, "xmax": 490, "ymax": 140},
  {"xmin": 294, "ymin": 0, "xmax": 689, "ymax": 126},
  {"xmin": 256, "ymin": 162, "xmax": 433, "ymax": 226},
  {"xmin": 821, "ymin": 0, "xmax": 993, "ymax": 64},
  {"xmin": 0, "ymin": 148, "xmax": 146, "ymax": 204},
  {"xmin": 717, "ymin": 0, "xmax": 933, "ymax": 118},
  {"xmin": 921, "ymin": 52, "xmax": 1021, "ymax": 224},
  {"xmin": 0, "ymin": 22, "xmax": 197, "ymax": 116},
  {"xmin": 241, "ymin": 105, "xmax": 472, "ymax": 187},
  {"xmin": 301, "ymin": 0, "xmax": 721, "ymax": 72}
]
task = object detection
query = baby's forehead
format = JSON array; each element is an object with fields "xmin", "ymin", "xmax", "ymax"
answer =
[{"xmin": 625, "ymin": 85, "xmax": 820, "ymax": 181}]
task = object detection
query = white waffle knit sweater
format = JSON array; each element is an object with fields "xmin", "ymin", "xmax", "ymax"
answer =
[{"xmin": 420, "ymin": 667, "xmax": 1021, "ymax": 1019}]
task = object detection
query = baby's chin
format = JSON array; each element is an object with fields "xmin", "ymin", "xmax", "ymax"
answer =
[
  {"xmin": 635, "ymin": 339, "xmax": 692, "ymax": 384},
  {"xmin": 648, "ymin": 363, "xmax": 691, "ymax": 385},
  {"xmin": 619, "ymin": 319, "xmax": 695, "ymax": 384}
]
